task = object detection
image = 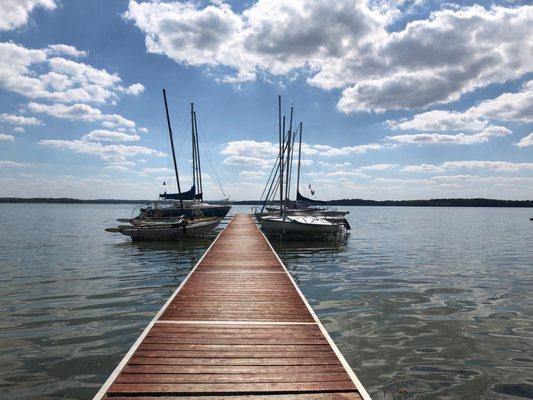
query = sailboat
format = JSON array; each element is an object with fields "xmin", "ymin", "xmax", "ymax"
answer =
[
  {"xmin": 131, "ymin": 101, "xmax": 231, "ymax": 222},
  {"xmin": 256, "ymin": 96, "xmax": 347, "ymax": 237},
  {"xmin": 106, "ymin": 90, "xmax": 224, "ymax": 241}
]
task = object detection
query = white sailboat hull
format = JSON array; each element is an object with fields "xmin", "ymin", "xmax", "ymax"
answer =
[
  {"xmin": 112, "ymin": 219, "xmax": 221, "ymax": 241},
  {"xmin": 258, "ymin": 215, "xmax": 344, "ymax": 236}
]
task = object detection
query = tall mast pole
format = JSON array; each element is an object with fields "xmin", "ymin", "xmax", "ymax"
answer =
[
  {"xmin": 190, "ymin": 103, "xmax": 196, "ymax": 197},
  {"xmin": 285, "ymin": 106, "xmax": 294, "ymax": 204},
  {"xmin": 280, "ymin": 116, "xmax": 285, "ymax": 215},
  {"xmin": 193, "ymin": 111, "xmax": 203, "ymax": 200},
  {"xmin": 283, "ymin": 128, "xmax": 292, "ymax": 219},
  {"xmin": 278, "ymin": 95, "xmax": 282, "ymax": 216},
  {"xmin": 296, "ymin": 122, "xmax": 303, "ymax": 197},
  {"xmin": 163, "ymin": 89, "xmax": 184, "ymax": 211}
]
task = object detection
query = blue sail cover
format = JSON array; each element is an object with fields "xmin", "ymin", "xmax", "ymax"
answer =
[
  {"xmin": 160, "ymin": 186, "xmax": 202, "ymax": 200},
  {"xmin": 296, "ymin": 190, "xmax": 327, "ymax": 205}
]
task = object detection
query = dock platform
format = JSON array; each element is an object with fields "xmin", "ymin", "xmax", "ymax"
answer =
[{"xmin": 94, "ymin": 214, "xmax": 370, "ymax": 399}]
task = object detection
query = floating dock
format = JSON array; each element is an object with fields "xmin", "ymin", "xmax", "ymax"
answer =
[{"xmin": 94, "ymin": 214, "xmax": 370, "ymax": 399}]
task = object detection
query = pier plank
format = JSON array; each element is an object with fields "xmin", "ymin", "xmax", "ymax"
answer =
[{"xmin": 94, "ymin": 214, "xmax": 369, "ymax": 400}]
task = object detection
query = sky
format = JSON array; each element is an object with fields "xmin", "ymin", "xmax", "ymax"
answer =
[{"xmin": 0, "ymin": 0, "xmax": 531, "ymax": 201}]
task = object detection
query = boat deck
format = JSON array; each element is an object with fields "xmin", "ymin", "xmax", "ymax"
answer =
[{"xmin": 94, "ymin": 214, "xmax": 370, "ymax": 399}]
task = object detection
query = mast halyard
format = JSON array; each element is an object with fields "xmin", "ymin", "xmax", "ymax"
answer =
[{"xmin": 162, "ymin": 89, "xmax": 184, "ymax": 212}]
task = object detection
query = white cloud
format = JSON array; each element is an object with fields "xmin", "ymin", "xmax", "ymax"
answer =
[
  {"xmin": 141, "ymin": 167, "xmax": 174, "ymax": 174},
  {"xmin": 516, "ymin": 133, "xmax": 533, "ymax": 148},
  {"xmin": 239, "ymin": 170, "xmax": 266, "ymax": 180},
  {"xmin": 14, "ymin": 127, "xmax": 25, "ymax": 133},
  {"xmin": 0, "ymin": 134, "xmax": 15, "ymax": 142},
  {"xmin": 389, "ymin": 110, "xmax": 486, "ymax": 132},
  {"xmin": 361, "ymin": 163, "xmax": 398, "ymax": 170},
  {"xmin": 470, "ymin": 80, "xmax": 533, "ymax": 123},
  {"xmin": 313, "ymin": 143, "xmax": 385, "ymax": 156},
  {"xmin": 126, "ymin": 1, "xmax": 533, "ymax": 113},
  {"xmin": 222, "ymin": 155, "xmax": 271, "ymax": 166},
  {"xmin": 0, "ymin": 160, "xmax": 37, "ymax": 167},
  {"xmin": 46, "ymin": 44, "xmax": 87, "ymax": 58},
  {"xmin": 389, "ymin": 81, "xmax": 533, "ymax": 135},
  {"xmin": 387, "ymin": 125, "xmax": 511, "ymax": 145},
  {"xmin": 0, "ymin": 0, "xmax": 56, "ymax": 31},
  {"xmin": 82, "ymin": 129, "xmax": 140, "ymax": 142},
  {"xmin": 123, "ymin": 83, "xmax": 145, "ymax": 95},
  {"xmin": 27, "ymin": 102, "xmax": 136, "ymax": 129},
  {"xmin": 401, "ymin": 160, "xmax": 533, "ymax": 173},
  {"xmin": 0, "ymin": 42, "xmax": 143, "ymax": 104},
  {"xmin": 0, "ymin": 113, "xmax": 42, "ymax": 126},
  {"xmin": 105, "ymin": 165, "xmax": 130, "ymax": 172},
  {"xmin": 221, "ymin": 140, "xmax": 278, "ymax": 158},
  {"xmin": 402, "ymin": 164, "xmax": 446, "ymax": 173},
  {"xmin": 39, "ymin": 139, "xmax": 166, "ymax": 162},
  {"xmin": 441, "ymin": 160, "xmax": 533, "ymax": 172}
]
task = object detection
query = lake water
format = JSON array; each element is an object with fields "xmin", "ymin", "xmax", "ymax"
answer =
[{"xmin": 0, "ymin": 204, "xmax": 532, "ymax": 399}]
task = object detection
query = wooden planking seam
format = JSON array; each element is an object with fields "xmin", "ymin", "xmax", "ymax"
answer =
[
  {"xmin": 256, "ymin": 220, "xmax": 372, "ymax": 400},
  {"xmin": 92, "ymin": 218, "xmax": 237, "ymax": 400},
  {"xmin": 95, "ymin": 215, "xmax": 369, "ymax": 399}
]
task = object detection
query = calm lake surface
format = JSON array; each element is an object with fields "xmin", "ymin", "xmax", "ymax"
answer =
[{"xmin": 0, "ymin": 204, "xmax": 532, "ymax": 399}]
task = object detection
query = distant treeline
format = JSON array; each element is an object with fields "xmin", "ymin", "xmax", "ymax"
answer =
[
  {"xmin": 0, "ymin": 198, "xmax": 148, "ymax": 204},
  {"xmin": 1, "ymin": 197, "xmax": 531, "ymax": 207},
  {"xmin": 234, "ymin": 198, "xmax": 533, "ymax": 207}
]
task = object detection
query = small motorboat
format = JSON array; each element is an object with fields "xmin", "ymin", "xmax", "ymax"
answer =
[{"xmin": 106, "ymin": 217, "xmax": 222, "ymax": 241}]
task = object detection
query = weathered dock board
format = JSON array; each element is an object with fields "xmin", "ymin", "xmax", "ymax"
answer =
[{"xmin": 94, "ymin": 214, "xmax": 370, "ymax": 399}]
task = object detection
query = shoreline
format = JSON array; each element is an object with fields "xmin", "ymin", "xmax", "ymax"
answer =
[{"xmin": 0, "ymin": 197, "xmax": 532, "ymax": 207}]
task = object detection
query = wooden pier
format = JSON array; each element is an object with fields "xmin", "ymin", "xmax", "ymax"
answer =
[{"xmin": 94, "ymin": 214, "xmax": 370, "ymax": 399}]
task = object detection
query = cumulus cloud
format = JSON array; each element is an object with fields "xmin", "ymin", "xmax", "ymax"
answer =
[
  {"xmin": 239, "ymin": 170, "xmax": 266, "ymax": 180},
  {"xmin": 39, "ymin": 139, "xmax": 165, "ymax": 162},
  {"xmin": 389, "ymin": 110, "xmax": 487, "ymax": 132},
  {"xmin": 0, "ymin": 134, "xmax": 15, "ymax": 142},
  {"xmin": 82, "ymin": 129, "xmax": 140, "ymax": 142},
  {"xmin": 220, "ymin": 139, "xmax": 387, "ymax": 166},
  {"xmin": 0, "ymin": 113, "xmax": 42, "ymax": 126},
  {"xmin": 402, "ymin": 164, "xmax": 446, "ymax": 173},
  {"xmin": 221, "ymin": 140, "xmax": 278, "ymax": 159},
  {"xmin": 0, "ymin": 160, "xmax": 37, "ymax": 167},
  {"xmin": 441, "ymin": 160, "xmax": 533, "ymax": 172},
  {"xmin": 388, "ymin": 125, "xmax": 511, "ymax": 145},
  {"xmin": 516, "ymin": 133, "xmax": 533, "ymax": 148},
  {"xmin": 389, "ymin": 80, "xmax": 533, "ymax": 139},
  {"xmin": 125, "ymin": 1, "xmax": 533, "ymax": 113},
  {"xmin": 361, "ymin": 163, "xmax": 398, "ymax": 170},
  {"xmin": 28, "ymin": 102, "xmax": 136, "ymax": 129},
  {"xmin": 0, "ymin": 42, "xmax": 143, "ymax": 104},
  {"xmin": 402, "ymin": 160, "xmax": 533, "ymax": 173},
  {"xmin": 222, "ymin": 155, "xmax": 271, "ymax": 166},
  {"xmin": 470, "ymin": 80, "xmax": 533, "ymax": 123},
  {"xmin": 0, "ymin": 0, "xmax": 56, "ymax": 31},
  {"xmin": 46, "ymin": 44, "xmax": 87, "ymax": 58}
]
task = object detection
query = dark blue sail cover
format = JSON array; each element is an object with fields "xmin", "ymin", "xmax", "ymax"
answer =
[
  {"xmin": 160, "ymin": 186, "xmax": 202, "ymax": 200},
  {"xmin": 296, "ymin": 190, "xmax": 327, "ymax": 205}
]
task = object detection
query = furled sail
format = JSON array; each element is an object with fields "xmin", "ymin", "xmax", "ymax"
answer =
[
  {"xmin": 160, "ymin": 185, "xmax": 202, "ymax": 200},
  {"xmin": 296, "ymin": 190, "xmax": 326, "ymax": 205}
]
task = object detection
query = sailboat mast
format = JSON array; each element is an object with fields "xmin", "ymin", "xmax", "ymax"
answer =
[
  {"xmin": 283, "ymin": 128, "xmax": 292, "ymax": 218},
  {"xmin": 193, "ymin": 111, "xmax": 203, "ymax": 200},
  {"xmin": 278, "ymin": 96, "xmax": 283, "ymax": 216},
  {"xmin": 296, "ymin": 122, "xmax": 303, "ymax": 196},
  {"xmin": 162, "ymin": 89, "xmax": 184, "ymax": 211},
  {"xmin": 190, "ymin": 103, "xmax": 196, "ymax": 197},
  {"xmin": 285, "ymin": 106, "xmax": 294, "ymax": 203}
]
